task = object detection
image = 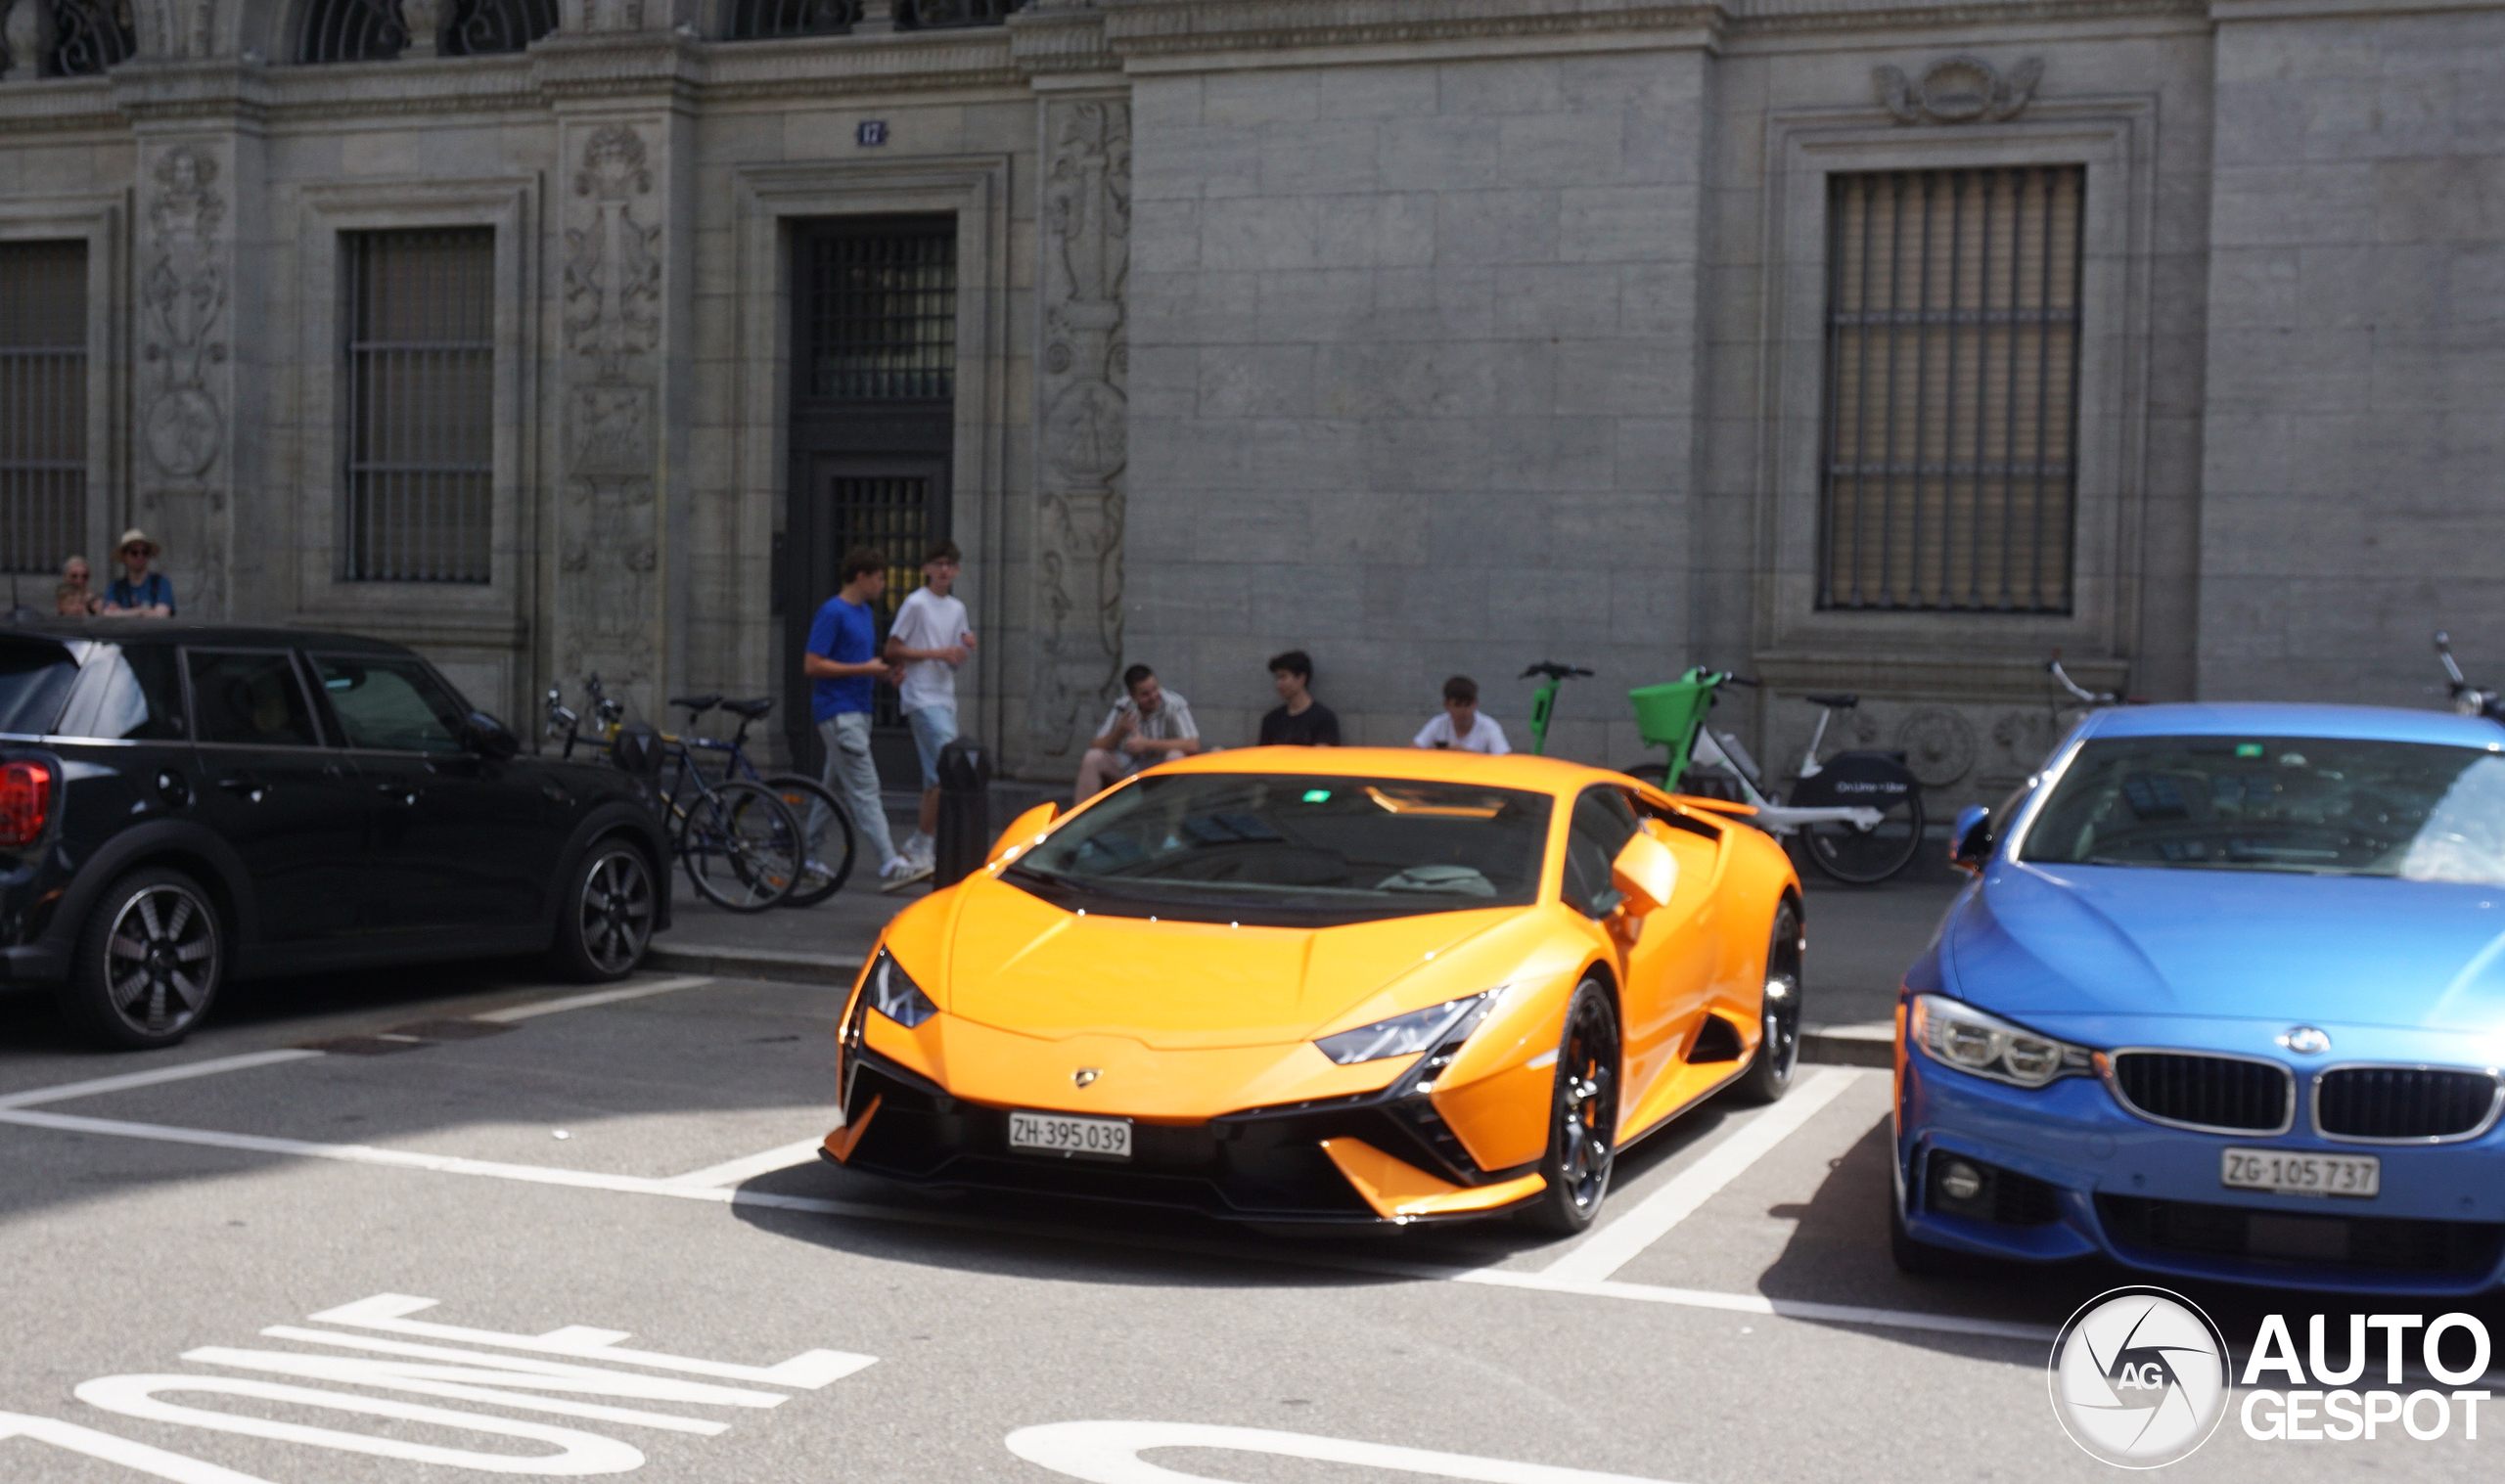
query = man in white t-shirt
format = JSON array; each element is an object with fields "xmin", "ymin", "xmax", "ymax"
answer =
[
  {"xmin": 883, "ymin": 540, "xmax": 977, "ymax": 874},
  {"xmin": 1413, "ymin": 673, "xmax": 1509, "ymax": 754}
]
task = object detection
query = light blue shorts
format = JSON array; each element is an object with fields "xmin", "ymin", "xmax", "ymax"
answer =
[{"xmin": 905, "ymin": 705, "xmax": 958, "ymax": 788}]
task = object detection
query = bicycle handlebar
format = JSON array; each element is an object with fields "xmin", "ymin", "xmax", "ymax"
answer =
[
  {"xmin": 1521, "ymin": 661, "xmax": 1595, "ymax": 681},
  {"xmin": 2046, "ymin": 656, "xmax": 2118, "ymax": 707}
]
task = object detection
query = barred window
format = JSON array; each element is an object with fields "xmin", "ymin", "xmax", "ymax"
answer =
[
  {"xmin": 297, "ymin": 0, "xmax": 556, "ymax": 63},
  {"xmin": 0, "ymin": 242, "xmax": 88, "ymax": 577},
  {"xmin": 723, "ymin": 0, "xmax": 1025, "ymax": 40},
  {"xmin": 805, "ymin": 226, "xmax": 955, "ymax": 400},
  {"xmin": 1819, "ymin": 166, "xmax": 2084, "ymax": 614},
  {"xmin": 344, "ymin": 229, "xmax": 494, "ymax": 584}
]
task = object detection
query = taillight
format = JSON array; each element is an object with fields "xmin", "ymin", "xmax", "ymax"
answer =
[{"xmin": 0, "ymin": 761, "xmax": 53, "ymax": 847}]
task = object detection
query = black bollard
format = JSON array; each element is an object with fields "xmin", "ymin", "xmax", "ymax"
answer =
[{"xmin": 933, "ymin": 738, "xmax": 993, "ymax": 888}]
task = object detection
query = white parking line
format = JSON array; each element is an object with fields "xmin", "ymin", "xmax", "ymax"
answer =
[
  {"xmin": 0, "ymin": 1102, "xmax": 2052, "ymax": 1345},
  {"xmin": 662, "ymin": 1138, "xmax": 831, "ymax": 1190},
  {"xmin": 0, "ymin": 1050, "xmax": 326, "ymax": 1110},
  {"xmin": 475, "ymin": 975, "xmax": 713, "ymax": 1023},
  {"xmin": 1541, "ymin": 1067, "xmax": 1864, "ymax": 1285}
]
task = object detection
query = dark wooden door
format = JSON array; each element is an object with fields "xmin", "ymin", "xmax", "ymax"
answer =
[{"xmin": 781, "ymin": 216, "xmax": 955, "ymax": 784}]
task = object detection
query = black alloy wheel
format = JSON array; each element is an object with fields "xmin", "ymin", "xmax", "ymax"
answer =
[
  {"xmin": 60, "ymin": 868, "xmax": 223, "ymax": 1050},
  {"xmin": 554, "ymin": 838, "xmax": 657, "ymax": 981},
  {"xmin": 1729, "ymin": 899, "xmax": 1803, "ymax": 1104},
  {"xmin": 1522, "ymin": 979, "xmax": 1620, "ymax": 1235}
]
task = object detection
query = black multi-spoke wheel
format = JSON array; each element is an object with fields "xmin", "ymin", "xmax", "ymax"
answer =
[
  {"xmin": 1729, "ymin": 899, "xmax": 1803, "ymax": 1104},
  {"xmin": 552, "ymin": 838, "xmax": 656, "ymax": 981},
  {"xmin": 1522, "ymin": 979, "xmax": 1620, "ymax": 1235},
  {"xmin": 59, "ymin": 868, "xmax": 223, "ymax": 1050}
]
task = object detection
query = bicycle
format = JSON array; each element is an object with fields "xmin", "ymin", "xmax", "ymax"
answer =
[
  {"xmin": 2435, "ymin": 632, "xmax": 2505, "ymax": 723},
  {"xmin": 1519, "ymin": 660, "xmax": 1925, "ymax": 885},
  {"xmin": 546, "ymin": 676, "xmax": 805, "ymax": 913},
  {"xmin": 664, "ymin": 693, "xmax": 854, "ymax": 906}
]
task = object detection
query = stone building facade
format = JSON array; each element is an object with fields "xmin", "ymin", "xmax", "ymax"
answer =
[{"xmin": 0, "ymin": 0, "xmax": 2495, "ymax": 809}]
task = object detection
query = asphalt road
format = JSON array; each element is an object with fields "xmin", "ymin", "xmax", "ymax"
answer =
[{"xmin": 2, "ymin": 963, "xmax": 2497, "ymax": 1484}]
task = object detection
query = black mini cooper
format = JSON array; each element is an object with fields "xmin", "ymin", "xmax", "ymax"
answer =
[{"xmin": 0, "ymin": 620, "xmax": 669, "ymax": 1048}]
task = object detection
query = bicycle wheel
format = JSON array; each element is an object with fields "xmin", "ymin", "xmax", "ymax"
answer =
[
  {"xmin": 1801, "ymin": 787, "xmax": 1926, "ymax": 885},
  {"xmin": 679, "ymin": 781, "xmax": 802, "ymax": 912},
  {"xmin": 762, "ymin": 774, "xmax": 855, "ymax": 907}
]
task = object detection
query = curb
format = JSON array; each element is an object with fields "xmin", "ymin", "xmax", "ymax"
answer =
[
  {"xmin": 647, "ymin": 943, "xmax": 863, "ymax": 987},
  {"xmin": 1801, "ymin": 1026, "xmax": 1894, "ymax": 1068}
]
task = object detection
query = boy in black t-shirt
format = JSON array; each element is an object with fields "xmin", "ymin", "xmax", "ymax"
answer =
[{"xmin": 1257, "ymin": 650, "xmax": 1342, "ymax": 746}]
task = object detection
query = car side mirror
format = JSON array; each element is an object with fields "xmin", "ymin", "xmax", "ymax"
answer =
[
  {"xmin": 1949, "ymin": 804, "xmax": 1992, "ymax": 876},
  {"xmin": 463, "ymin": 711, "xmax": 521, "ymax": 760},
  {"xmin": 986, "ymin": 799, "xmax": 1061, "ymax": 865},
  {"xmin": 1610, "ymin": 827, "xmax": 1680, "ymax": 917}
]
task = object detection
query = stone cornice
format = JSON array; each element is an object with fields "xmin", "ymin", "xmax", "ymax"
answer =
[
  {"xmin": 529, "ymin": 32, "xmax": 706, "ymax": 105},
  {"xmin": 109, "ymin": 59, "xmax": 274, "ymax": 126},
  {"xmin": 0, "ymin": 76, "xmax": 124, "ymax": 133},
  {"xmin": 703, "ymin": 28, "xmax": 1022, "ymax": 100},
  {"xmin": 1007, "ymin": 7, "xmax": 1121, "ymax": 74},
  {"xmin": 1098, "ymin": 0, "xmax": 1723, "ymax": 54}
]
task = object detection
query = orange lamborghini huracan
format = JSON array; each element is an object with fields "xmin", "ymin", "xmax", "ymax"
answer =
[{"xmin": 821, "ymin": 747, "xmax": 1805, "ymax": 1231}]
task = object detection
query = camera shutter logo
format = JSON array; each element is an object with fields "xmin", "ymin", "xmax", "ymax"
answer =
[{"xmin": 2048, "ymin": 1287, "xmax": 2231, "ymax": 1467}]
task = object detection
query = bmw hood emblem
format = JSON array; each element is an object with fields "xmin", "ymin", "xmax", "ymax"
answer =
[
  {"xmin": 2279, "ymin": 1026, "xmax": 2331, "ymax": 1056},
  {"xmin": 1072, "ymin": 1067, "xmax": 1101, "ymax": 1088}
]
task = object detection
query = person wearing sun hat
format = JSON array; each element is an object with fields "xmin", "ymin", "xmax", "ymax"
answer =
[{"xmin": 102, "ymin": 529, "xmax": 174, "ymax": 617}]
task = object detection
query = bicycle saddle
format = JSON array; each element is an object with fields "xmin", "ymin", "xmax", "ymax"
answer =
[
  {"xmin": 669, "ymin": 693, "xmax": 722, "ymax": 714},
  {"xmin": 1804, "ymin": 693, "xmax": 1859, "ymax": 709},
  {"xmin": 720, "ymin": 697, "xmax": 774, "ymax": 719}
]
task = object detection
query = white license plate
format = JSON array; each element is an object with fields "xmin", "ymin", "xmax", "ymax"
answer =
[
  {"xmin": 2221, "ymin": 1147, "xmax": 2380, "ymax": 1198},
  {"xmin": 1008, "ymin": 1110, "xmax": 1132, "ymax": 1161}
]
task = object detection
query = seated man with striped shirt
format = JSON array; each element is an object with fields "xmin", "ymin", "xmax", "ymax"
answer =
[{"xmin": 1075, "ymin": 664, "xmax": 1201, "ymax": 802}]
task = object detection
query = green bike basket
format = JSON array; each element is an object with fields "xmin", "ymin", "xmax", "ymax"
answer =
[{"xmin": 1628, "ymin": 671, "xmax": 1715, "ymax": 787}]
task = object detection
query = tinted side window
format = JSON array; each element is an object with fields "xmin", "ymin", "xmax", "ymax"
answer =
[
  {"xmin": 0, "ymin": 639, "xmax": 78, "ymax": 735},
  {"xmin": 188, "ymin": 651, "xmax": 321, "ymax": 747},
  {"xmin": 1563, "ymin": 787, "xmax": 1642, "ymax": 918},
  {"xmin": 53, "ymin": 643, "xmax": 186, "ymax": 740},
  {"xmin": 314, "ymin": 654, "xmax": 467, "ymax": 752}
]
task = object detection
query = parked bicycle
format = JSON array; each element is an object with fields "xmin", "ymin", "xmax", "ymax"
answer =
[
  {"xmin": 545, "ymin": 676, "xmax": 805, "ymax": 913},
  {"xmin": 2435, "ymin": 632, "xmax": 2505, "ymax": 722},
  {"xmin": 1519, "ymin": 660, "xmax": 1925, "ymax": 885},
  {"xmin": 664, "ymin": 693, "xmax": 854, "ymax": 906}
]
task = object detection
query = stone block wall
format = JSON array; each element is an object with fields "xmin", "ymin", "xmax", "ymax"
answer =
[{"xmin": 2201, "ymin": 0, "xmax": 2505, "ymax": 702}]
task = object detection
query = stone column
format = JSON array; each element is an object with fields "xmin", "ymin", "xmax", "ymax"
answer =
[
  {"xmin": 552, "ymin": 118, "xmax": 671, "ymax": 712},
  {"xmin": 133, "ymin": 135, "xmax": 243, "ymax": 617},
  {"xmin": 1027, "ymin": 95, "xmax": 1129, "ymax": 763}
]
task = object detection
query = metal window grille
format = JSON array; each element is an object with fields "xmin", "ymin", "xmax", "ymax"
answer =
[
  {"xmin": 297, "ymin": 0, "xmax": 555, "ymax": 62},
  {"xmin": 343, "ymin": 229, "xmax": 495, "ymax": 584},
  {"xmin": 1819, "ymin": 166, "xmax": 2084, "ymax": 614},
  {"xmin": 46, "ymin": 0, "xmax": 137, "ymax": 74},
  {"xmin": 806, "ymin": 229, "xmax": 955, "ymax": 400},
  {"xmin": 722, "ymin": 0, "xmax": 1025, "ymax": 39},
  {"xmin": 0, "ymin": 242, "xmax": 87, "ymax": 577},
  {"xmin": 832, "ymin": 474, "xmax": 933, "ymax": 728}
]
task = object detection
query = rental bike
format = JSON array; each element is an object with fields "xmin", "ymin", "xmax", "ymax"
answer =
[
  {"xmin": 546, "ymin": 676, "xmax": 806, "ymax": 912},
  {"xmin": 1520, "ymin": 660, "xmax": 1926, "ymax": 885}
]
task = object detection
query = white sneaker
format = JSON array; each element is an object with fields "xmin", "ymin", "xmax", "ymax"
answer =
[
  {"xmin": 879, "ymin": 854, "xmax": 915, "ymax": 878},
  {"xmin": 908, "ymin": 837, "xmax": 936, "ymax": 870},
  {"xmin": 879, "ymin": 855, "xmax": 935, "ymax": 894}
]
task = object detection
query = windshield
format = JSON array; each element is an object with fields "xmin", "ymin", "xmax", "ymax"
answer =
[
  {"xmin": 1007, "ymin": 773, "xmax": 1554, "ymax": 924},
  {"xmin": 2020, "ymin": 735, "xmax": 2505, "ymax": 882}
]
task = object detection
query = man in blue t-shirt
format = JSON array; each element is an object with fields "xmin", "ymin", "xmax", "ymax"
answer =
[
  {"xmin": 102, "ymin": 528, "xmax": 174, "ymax": 616},
  {"xmin": 804, "ymin": 547, "xmax": 908, "ymax": 883}
]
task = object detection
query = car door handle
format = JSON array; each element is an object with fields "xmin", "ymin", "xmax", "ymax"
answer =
[
  {"xmin": 374, "ymin": 782, "xmax": 420, "ymax": 804},
  {"xmin": 216, "ymin": 775, "xmax": 266, "ymax": 804}
]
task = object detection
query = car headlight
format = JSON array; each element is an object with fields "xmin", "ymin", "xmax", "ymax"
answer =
[
  {"xmin": 1908, "ymin": 993, "xmax": 2092, "ymax": 1088},
  {"xmin": 1315, "ymin": 992, "xmax": 1494, "ymax": 1065},
  {"xmin": 865, "ymin": 950, "xmax": 938, "ymax": 1029}
]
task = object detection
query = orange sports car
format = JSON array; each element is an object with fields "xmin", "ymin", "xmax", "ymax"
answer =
[{"xmin": 822, "ymin": 747, "xmax": 1805, "ymax": 1230}]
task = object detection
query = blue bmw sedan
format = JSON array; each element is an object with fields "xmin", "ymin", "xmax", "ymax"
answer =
[{"xmin": 1893, "ymin": 701, "xmax": 2505, "ymax": 1293}]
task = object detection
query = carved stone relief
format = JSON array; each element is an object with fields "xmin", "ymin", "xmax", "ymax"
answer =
[
  {"xmin": 1028, "ymin": 97, "xmax": 1130, "ymax": 760},
  {"xmin": 1874, "ymin": 56, "xmax": 2042, "ymax": 125},
  {"xmin": 557, "ymin": 122, "xmax": 664, "ymax": 695},
  {"xmin": 137, "ymin": 143, "xmax": 230, "ymax": 615},
  {"xmin": 1892, "ymin": 706, "xmax": 1979, "ymax": 788}
]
